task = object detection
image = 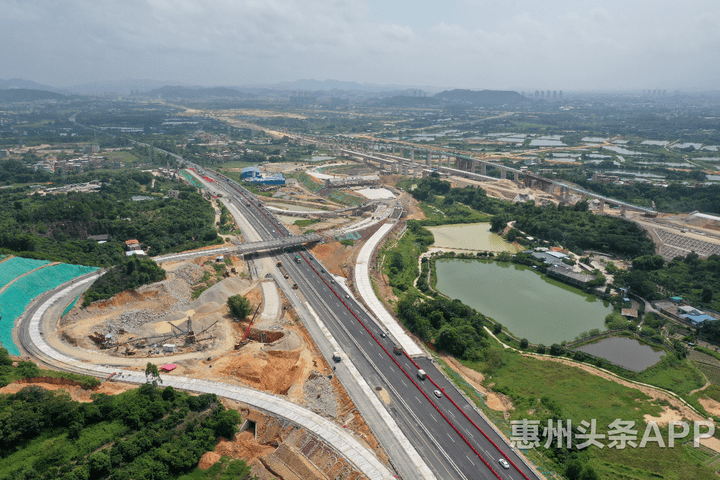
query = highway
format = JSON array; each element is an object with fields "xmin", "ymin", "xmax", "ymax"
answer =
[{"xmin": 199, "ymin": 168, "xmax": 541, "ymax": 480}]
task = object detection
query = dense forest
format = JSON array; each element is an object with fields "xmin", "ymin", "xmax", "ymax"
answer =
[
  {"xmin": 397, "ymin": 294, "xmax": 491, "ymax": 361},
  {"xmin": 0, "ymin": 376, "xmax": 249, "ymax": 480},
  {"xmin": 615, "ymin": 253, "xmax": 720, "ymax": 311},
  {"xmin": 0, "ymin": 171, "xmax": 222, "ymax": 267},
  {"xmin": 409, "ymin": 175, "xmax": 656, "ymax": 258},
  {"xmin": 83, "ymin": 256, "xmax": 167, "ymax": 306}
]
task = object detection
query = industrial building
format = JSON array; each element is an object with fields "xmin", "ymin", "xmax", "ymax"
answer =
[{"xmin": 241, "ymin": 166, "xmax": 286, "ymax": 186}]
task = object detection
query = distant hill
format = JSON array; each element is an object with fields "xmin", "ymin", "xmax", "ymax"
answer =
[
  {"xmin": 0, "ymin": 78, "xmax": 60, "ymax": 92},
  {"xmin": 0, "ymin": 89, "xmax": 66, "ymax": 102},
  {"xmin": 271, "ymin": 79, "xmax": 393, "ymax": 92},
  {"xmin": 144, "ymin": 86, "xmax": 253, "ymax": 100},
  {"xmin": 434, "ymin": 89, "xmax": 528, "ymax": 106},
  {"xmin": 66, "ymin": 78, "xmax": 195, "ymax": 95},
  {"xmin": 370, "ymin": 96, "xmax": 441, "ymax": 107}
]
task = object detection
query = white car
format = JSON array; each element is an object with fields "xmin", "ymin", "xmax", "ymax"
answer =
[
  {"xmin": 433, "ymin": 390, "xmax": 442, "ymax": 398},
  {"xmin": 499, "ymin": 458, "xmax": 510, "ymax": 469}
]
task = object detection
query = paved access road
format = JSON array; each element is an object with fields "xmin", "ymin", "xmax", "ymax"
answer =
[{"xmin": 204, "ymin": 171, "xmax": 541, "ymax": 480}]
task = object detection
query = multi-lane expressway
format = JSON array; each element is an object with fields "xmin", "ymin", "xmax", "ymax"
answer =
[{"xmin": 199, "ymin": 167, "xmax": 541, "ymax": 480}]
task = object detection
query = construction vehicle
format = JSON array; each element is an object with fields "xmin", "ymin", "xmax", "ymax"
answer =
[
  {"xmin": 294, "ymin": 254, "xmax": 301, "ymax": 264},
  {"xmin": 276, "ymin": 261, "xmax": 282, "ymax": 267},
  {"xmin": 332, "ymin": 351, "xmax": 342, "ymax": 362},
  {"xmin": 277, "ymin": 263, "xmax": 290, "ymax": 279},
  {"xmin": 417, "ymin": 369, "xmax": 427, "ymax": 380}
]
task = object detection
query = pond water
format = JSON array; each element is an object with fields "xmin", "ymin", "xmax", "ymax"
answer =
[
  {"xmin": 427, "ymin": 223, "xmax": 520, "ymax": 253},
  {"xmin": 574, "ymin": 337, "xmax": 666, "ymax": 372},
  {"xmin": 435, "ymin": 260, "xmax": 611, "ymax": 344}
]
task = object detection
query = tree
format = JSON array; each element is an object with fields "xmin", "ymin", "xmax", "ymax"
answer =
[
  {"xmin": 549, "ymin": 344, "xmax": 564, "ymax": 356},
  {"xmin": 227, "ymin": 295, "xmax": 252, "ymax": 320},
  {"xmin": 17, "ymin": 360, "xmax": 40, "ymax": 378},
  {"xmin": 702, "ymin": 288, "xmax": 713, "ymax": 304},
  {"xmin": 519, "ymin": 338, "xmax": 529, "ymax": 349},
  {"xmin": 145, "ymin": 362, "xmax": 162, "ymax": 387}
]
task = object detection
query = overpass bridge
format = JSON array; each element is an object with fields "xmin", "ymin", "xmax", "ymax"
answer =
[
  {"xmin": 152, "ymin": 234, "xmax": 324, "ymax": 264},
  {"xmin": 330, "ymin": 137, "xmax": 657, "ymax": 215},
  {"xmin": 235, "ymin": 233, "xmax": 324, "ymax": 255}
]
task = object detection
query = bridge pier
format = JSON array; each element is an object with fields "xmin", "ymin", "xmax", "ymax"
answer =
[
  {"xmin": 514, "ymin": 171, "xmax": 519, "ymax": 182},
  {"xmin": 426, "ymin": 151, "xmax": 431, "ymax": 167},
  {"xmin": 500, "ymin": 169, "xmax": 507, "ymax": 180},
  {"xmin": 599, "ymin": 200, "xmax": 605, "ymax": 212},
  {"xmin": 480, "ymin": 163, "xmax": 487, "ymax": 176},
  {"xmin": 410, "ymin": 149, "xmax": 414, "ymax": 162}
]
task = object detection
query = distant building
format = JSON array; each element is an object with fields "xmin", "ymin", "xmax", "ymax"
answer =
[
  {"xmin": 0, "ymin": 150, "xmax": 8, "ymax": 158},
  {"xmin": 683, "ymin": 314, "xmax": 717, "ymax": 325},
  {"xmin": 168, "ymin": 189, "xmax": 179, "ymax": 199},
  {"xmin": 546, "ymin": 265, "xmax": 594, "ymax": 288},
  {"xmin": 87, "ymin": 234, "xmax": 109, "ymax": 243},
  {"xmin": 241, "ymin": 166, "xmax": 285, "ymax": 186},
  {"xmin": 678, "ymin": 305, "xmax": 703, "ymax": 316},
  {"xmin": 592, "ymin": 173, "xmax": 620, "ymax": 183},
  {"xmin": 621, "ymin": 308, "xmax": 638, "ymax": 319}
]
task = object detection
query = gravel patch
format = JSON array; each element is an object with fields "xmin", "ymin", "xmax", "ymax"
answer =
[{"xmin": 303, "ymin": 370, "xmax": 338, "ymax": 418}]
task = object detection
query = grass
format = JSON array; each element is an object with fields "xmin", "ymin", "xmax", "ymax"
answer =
[
  {"xmin": 455, "ymin": 351, "xmax": 719, "ymax": 480},
  {"xmin": 294, "ymin": 218, "xmax": 321, "ymax": 228},
  {"xmin": 0, "ymin": 364, "xmax": 99, "ymax": 389}
]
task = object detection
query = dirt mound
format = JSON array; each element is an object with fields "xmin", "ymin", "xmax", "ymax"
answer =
[
  {"xmin": 198, "ymin": 451, "xmax": 222, "ymax": 470},
  {"xmin": 215, "ymin": 346, "xmax": 305, "ymax": 395},
  {"xmin": 216, "ymin": 431, "xmax": 275, "ymax": 463},
  {"xmin": 194, "ymin": 276, "xmax": 249, "ymax": 306}
]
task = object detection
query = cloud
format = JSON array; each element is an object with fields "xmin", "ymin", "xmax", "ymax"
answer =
[{"xmin": 0, "ymin": 0, "xmax": 718, "ymax": 90}]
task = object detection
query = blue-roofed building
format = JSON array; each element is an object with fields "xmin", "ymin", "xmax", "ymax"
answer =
[
  {"xmin": 682, "ymin": 314, "xmax": 717, "ymax": 325},
  {"xmin": 241, "ymin": 167, "xmax": 285, "ymax": 186},
  {"xmin": 241, "ymin": 166, "xmax": 261, "ymax": 180}
]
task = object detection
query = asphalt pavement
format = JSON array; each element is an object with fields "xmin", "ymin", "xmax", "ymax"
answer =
[{"xmin": 205, "ymin": 172, "xmax": 542, "ymax": 480}]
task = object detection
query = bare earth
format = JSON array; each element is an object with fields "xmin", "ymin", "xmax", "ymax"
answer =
[{"xmin": 37, "ymin": 251, "xmax": 387, "ymax": 479}]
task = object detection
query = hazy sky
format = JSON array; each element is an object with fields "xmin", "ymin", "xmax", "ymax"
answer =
[{"xmin": 2, "ymin": 0, "xmax": 719, "ymax": 91}]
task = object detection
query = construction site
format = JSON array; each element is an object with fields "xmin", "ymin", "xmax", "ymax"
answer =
[{"xmin": 54, "ymin": 245, "xmax": 384, "ymax": 480}]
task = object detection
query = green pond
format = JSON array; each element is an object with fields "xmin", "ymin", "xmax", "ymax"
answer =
[
  {"xmin": 435, "ymin": 259, "xmax": 612, "ymax": 345},
  {"xmin": 427, "ymin": 223, "xmax": 520, "ymax": 253}
]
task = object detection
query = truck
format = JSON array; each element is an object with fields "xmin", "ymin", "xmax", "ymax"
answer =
[
  {"xmin": 332, "ymin": 352, "xmax": 342, "ymax": 362},
  {"xmin": 417, "ymin": 369, "xmax": 427, "ymax": 380},
  {"xmin": 276, "ymin": 261, "xmax": 282, "ymax": 267},
  {"xmin": 277, "ymin": 263, "xmax": 290, "ymax": 279},
  {"xmin": 393, "ymin": 345, "xmax": 404, "ymax": 355},
  {"xmin": 294, "ymin": 254, "xmax": 301, "ymax": 264}
]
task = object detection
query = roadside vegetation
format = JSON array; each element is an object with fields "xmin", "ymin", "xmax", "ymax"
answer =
[
  {"xmin": 0, "ymin": 348, "xmax": 100, "ymax": 389},
  {"xmin": 0, "ymin": 384, "xmax": 247, "ymax": 480},
  {"xmin": 0, "ymin": 171, "xmax": 222, "ymax": 267},
  {"xmin": 82, "ymin": 256, "xmax": 166, "ymax": 306}
]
